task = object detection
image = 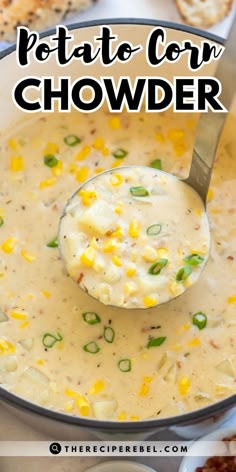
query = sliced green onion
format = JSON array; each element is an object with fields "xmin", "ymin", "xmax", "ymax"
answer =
[
  {"xmin": 83, "ymin": 341, "xmax": 100, "ymax": 354},
  {"xmin": 0, "ymin": 216, "xmax": 4, "ymax": 227},
  {"xmin": 147, "ymin": 337, "xmax": 166, "ymax": 348},
  {"xmin": 44, "ymin": 154, "xmax": 58, "ymax": 168},
  {"xmin": 150, "ymin": 158, "xmax": 162, "ymax": 170},
  {"xmin": 176, "ymin": 265, "xmax": 192, "ymax": 282},
  {"xmin": 42, "ymin": 332, "xmax": 63, "ymax": 348},
  {"xmin": 192, "ymin": 312, "xmax": 207, "ymax": 330},
  {"xmin": 64, "ymin": 134, "xmax": 81, "ymax": 146},
  {"xmin": 112, "ymin": 148, "xmax": 128, "ymax": 159},
  {"xmin": 183, "ymin": 254, "xmax": 204, "ymax": 266},
  {"xmin": 148, "ymin": 258, "xmax": 168, "ymax": 275},
  {"xmin": 103, "ymin": 326, "xmax": 115, "ymax": 343},
  {"xmin": 147, "ymin": 224, "xmax": 162, "ymax": 236},
  {"xmin": 118, "ymin": 359, "xmax": 131, "ymax": 372},
  {"xmin": 46, "ymin": 236, "xmax": 58, "ymax": 248},
  {"xmin": 130, "ymin": 186, "xmax": 149, "ymax": 197},
  {"xmin": 82, "ymin": 312, "xmax": 101, "ymax": 325}
]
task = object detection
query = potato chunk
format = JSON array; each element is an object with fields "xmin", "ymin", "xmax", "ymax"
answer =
[{"xmin": 79, "ymin": 201, "xmax": 117, "ymax": 235}]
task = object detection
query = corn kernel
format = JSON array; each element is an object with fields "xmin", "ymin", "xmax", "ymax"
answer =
[
  {"xmin": 117, "ymin": 411, "xmax": 127, "ymax": 421},
  {"xmin": 190, "ymin": 244, "xmax": 208, "ymax": 256},
  {"xmin": 75, "ymin": 145, "xmax": 91, "ymax": 161},
  {"xmin": 112, "ymin": 255, "xmax": 123, "ymax": 267},
  {"xmin": 131, "ymin": 250, "xmax": 138, "ymax": 262},
  {"xmin": 89, "ymin": 380, "xmax": 105, "ymax": 395},
  {"xmin": 126, "ymin": 266, "xmax": 136, "ymax": 277},
  {"xmin": 41, "ymin": 290, "xmax": 51, "ymax": 298},
  {"xmin": 20, "ymin": 249, "xmax": 36, "ymax": 262},
  {"xmin": 207, "ymin": 188, "xmax": 214, "ymax": 202},
  {"xmin": 168, "ymin": 129, "xmax": 185, "ymax": 141},
  {"xmin": 195, "ymin": 208, "xmax": 203, "ymax": 217},
  {"xmin": 110, "ymin": 173, "xmax": 124, "ymax": 186},
  {"xmin": 65, "ymin": 388, "xmax": 77, "ymax": 398},
  {"xmin": 109, "ymin": 116, "xmax": 121, "ymax": 130},
  {"xmin": 111, "ymin": 161, "xmax": 121, "ymax": 168},
  {"xmin": 209, "ymin": 207, "xmax": 221, "ymax": 214},
  {"xmin": 128, "ymin": 220, "xmax": 140, "ymax": 238},
  {"xmin": 140, "ymin": 351, "xmax": 149, "ymax": 360},
  {"xmin": 1, "ymin": 237, "xmax": 17, "ymax": 253},
  {"xmin": 102, "ymin": 147, "xmax": 110, "ymax": 156},
  {"xmin": 76, "ymin": 167, "xmax": 89, "ymax": 182},
  {"xmin": 93, "ymin": 137, "xmax": 104, "ymax": 151},
  {"xmin": 177, "ymin": 247, "xmax": 183, "ymax": 257},
  {"xmin": 155, "ymin": 132, "xmax": 165, "ymax": 143},
  {"xmin": 76, "ymin": 395, "xmax": 90, "ymax": 416},
  {"xmin": 44, "ymin": 142, "xmax": 58, "ymax": 154},
  {"xmin": 227, "ymin": 295, "xmax": 236, "ymax": 305},
  {"xmin": 8, "ymin": 139, "xmax": 18, "ymax": 151},
  {"xmin": 169, "ymin": 281, "xmax": 184, "ymax": 297},
  {"xmin": 187, "ymin": 337, "xmax": 201, "ymax": 347},
  {"xmin": 80, "ymin": 246, "xmax": 97, "ymax": 267},
  {"xmin": 28, "ymin": 191, "xmax": 37, "ymax": 200},
  {"xmin": 143, "ymin": 295, "xmax": 158, "ymax": 307},
  {"xmin": 102, "ymin": 239, "xmax": 118, "ymax": 253},
  {"xmin": 142, "ymin": 246, "xmax": 158, "ymax": 262},
  {"xmin": 173, "ymin": 142, "xmax": 186, "ymax": 157},
  {"xmin": 63, "ymin": 400, "xmax": 74, "ymax": 412},
  {"xmin": 215, "ymin": 385, "xmax": 234, "ymax": 395},
  {"xmin": 111, "ymin": 226, "xmax": 124, "ymax": 239},
  {"xmin": 124, "ymin": 282, "xmax": 137, "ymax": 297},
  {"xmin": 56, "ymin": 340, "xmax": 64, "ymax": 351},
  {"xmin": 183, "ymin": 324, "xmax": 190, "ymax": 330},
  {"xmin": 114, "ymin": 205, "xmax": 123, "ymax": 215},
  {"xmin": 37, "ymin": 358, "xmax": 44, "ymax": 365},
  {"xmin": 94, "ymin": 167, "xmax": 105, "ymax": 174},
  {"xmin": 130, "ymin": 415, "xmax": 140, "ymax": 421},
  {"xmin": 0, "ymin": 339, "xmax": 15, "ymax": 355},
  {"xmin": 39, "ymin": 177, "xmax": 56, "ymax": 189},
  {"xmin": 10, "ymin": 311, "xmax": 27, "ymax": 320},
  {"xmin": 156, "ymin": 247, "xmax": 169, "ymax": 259},
  {"xmin": 139, "ymin": 383, "xmax": 150, "ymax": 397},
  {"xmin": 79, "ymin": 189, "xmax": 97, "ymax": 206},
  {"xmin": 51, "ymin": 160, "xmax": 63, "ymax": 177},
  {"xmin": 144, "ymin": 376, "xmax": 153, "ymax": 384},
  {"xmin": 19, "ymin": 321, "xmax": 29, "ymax": 329},
  {"xmin": 10, "ymin": 156, "xmax": 24, "ymax": 171},
  {"xmin": 178, "ymin": 377, "xmax": 191, "ymax": 396},
  {"xmin": 170, "ymin": 343, "xmax": 182, "ymax": 351}
]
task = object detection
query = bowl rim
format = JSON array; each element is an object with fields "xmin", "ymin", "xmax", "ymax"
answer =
[
  {"xmin": 178, "ymin": 426, "xmax": 236, "ymax": 472},
  {"xmin": 0, "ymin": 17, "xmax": 235, "ymax": 432}
]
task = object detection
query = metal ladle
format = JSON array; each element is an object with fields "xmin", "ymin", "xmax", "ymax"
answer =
[{"xmin": 58, "ymin": 16, "xmax": 236, "ymax": 309}]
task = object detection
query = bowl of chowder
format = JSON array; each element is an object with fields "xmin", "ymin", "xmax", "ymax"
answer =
[{"xmin": 0, "ymin": 20, "xmax": 235, "ymax": 440}]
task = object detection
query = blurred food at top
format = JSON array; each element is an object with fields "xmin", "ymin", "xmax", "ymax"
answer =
[
  {"xmin": 176, "ymin": 0, "xmax": 233, "ymax": 28},
  {"xmin": 0, "ymin": 0, "xmax": 98, "ymax": 42}
]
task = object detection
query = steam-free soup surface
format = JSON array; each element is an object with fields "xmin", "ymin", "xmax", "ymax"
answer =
[
  {"xmin": 60, "ymin": 166, "xmax": 210, "ymax": 308},
  {"xmin": 0, "ymin": 109, "xmax": 235, "ymax": 421}
]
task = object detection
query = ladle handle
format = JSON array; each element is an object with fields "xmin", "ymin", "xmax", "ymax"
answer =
[{"xmin": 185, "ymin": 13, "xmax": 236, "ymax": 203}]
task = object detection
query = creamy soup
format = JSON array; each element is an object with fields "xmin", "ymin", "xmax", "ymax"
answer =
[
  {"xmin": 0, "ymin": 109, "xmax": 235, "ymax": 421},
  {"xmin": 60, "ymin": 166, "xmax": 209, "ymax": 308}
]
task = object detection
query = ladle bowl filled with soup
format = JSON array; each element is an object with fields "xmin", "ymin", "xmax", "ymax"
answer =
[{"xmin": 0, "ymin": 20, "xmax": 235, "ymax": 439}]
